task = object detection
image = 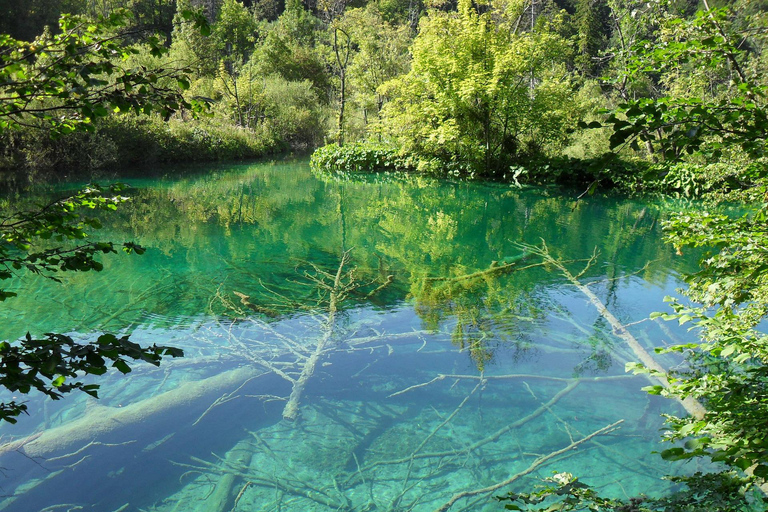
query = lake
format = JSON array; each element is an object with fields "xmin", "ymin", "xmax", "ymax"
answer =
[{"xmin": 0, "ymin": 157, "xmax": 708, "ymax": 512}]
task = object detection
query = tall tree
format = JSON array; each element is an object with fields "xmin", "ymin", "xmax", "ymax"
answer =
[
  {"xmin": 379, "ymin": 0, "xmax": 579, "ymax": 174},
  {"xmin": 573, "ymin": 0, "xmax": 610, "ymax": 76},
  {"xmin": 252, "ymin": 0, "xmax": 330, "ymax": 95},
  {"xmin": 343, "ymin": 5, "xmax": 411, "ymax": 130}
]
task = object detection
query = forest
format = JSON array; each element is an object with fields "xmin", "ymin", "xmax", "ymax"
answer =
[{"xmin": 1, "ymin": 0, "xmax": 768, "ymax": 510}]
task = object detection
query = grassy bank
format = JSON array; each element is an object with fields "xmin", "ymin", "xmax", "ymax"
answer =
[
  {"xmin": 0, "ymin": 114, "xmax": 285, "ymax": 180},
  {"xmin": 311, "ymin": 141, "xmax": 768, "ymax": 198}
]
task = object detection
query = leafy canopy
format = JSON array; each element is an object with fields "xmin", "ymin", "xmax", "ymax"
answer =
[
  {"xmin": 600, "ymin": 7, "xmax": 768, "ymax": 160},
  {"xmin": 0, "ymin": 8, "xmax": 208, "ymax": 136},
  {"xmin": 378, "ymin": 0, "xmax": 579, "ymax": 175}
]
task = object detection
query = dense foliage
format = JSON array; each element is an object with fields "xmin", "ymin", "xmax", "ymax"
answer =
[
  {"xmin": 310, "ymin": 142, "xmax": 419, "ymax": 173},
  {"xmin": 3, "ymin": 0, "xmax": 768, "ymax": 509},
  {"xmin": 0, "ymin": 10, "xmax": 203, "ymax": 136},
  {"xmin": 377, "ymin": 0, "xmax": 579, "ymax": 175}
]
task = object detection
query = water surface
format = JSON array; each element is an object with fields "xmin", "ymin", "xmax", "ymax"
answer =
[{"xmin": 0, "ymin": 158, "xmax": 707, "ymax": 511}]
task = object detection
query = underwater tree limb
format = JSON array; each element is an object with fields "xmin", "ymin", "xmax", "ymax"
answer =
[
  {"xmin": 45, "ymin": 440, "xmax": 136, "ymax": 463},
  {"xmin": 355, "ymin": 380, "xmax": 581, "ymax": 478},
  {"xmin": 421, "ymin": 253, "xmax": 538, "ymax": 283},
  {"xmin": 214, "ymin": 250, "xmax": 396, "ymax": 421},
  {"xmin": 232, "ymin": 291, "xmax": 280, "ymax": 318},
  {"xmin": 175, "ymin": 457, "xmax": 347, "ymax": 510},
  {"xmin": 282, "ymin": 250, "xmax": 350, "ymax": 421},
  {"xmin": 388, "ymin": 373, "xmax": 632, "ymax": 398},
  {"xmin": 364, "ymin": 275, "xmax": 394, "ymax": 298},
  {"xmin": 193, "ymin": 375, "xmax": 261, "ymax": 426},
  {"xmin": 529, "ymin": 382, "xmax": 663, "ymax": 478},
  {"xmin": 411, "ymin": 381, "xmax": 484, "ymax": 461},
  {"xmin": 197, "ymin": 439, "xmax": 253, "ymax": 512},
  {"xmin": 520, "ymin": 241, "xmax": 706, "ymax": 420},
  {"xmin": 431, "ymin": 420, "xmax": 625, "ymax": 512},
  {"xmin": 0, "ymin": 366, "xmax": 261, "ymax": 459}
]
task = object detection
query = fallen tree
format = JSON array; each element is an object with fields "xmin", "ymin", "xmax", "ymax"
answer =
[{"xmin": 0, "ymin": 365, "xmax": 261, "ymax": 459}]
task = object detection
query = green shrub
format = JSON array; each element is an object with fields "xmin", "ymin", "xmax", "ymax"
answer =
[
  {"xmin": 0, "ymin": 114, "xmax": 276, "ymax": 177},
  {"xmin": 259, "ymin": 75, "xmax": 328, "ymax": 149},
  {"xmin": 311, "ymin": 143, "xmax": 657, "ymax": 192},
  {"xmin": 310, "ymin": 142, "xmax": 419, "ymax": 173}
]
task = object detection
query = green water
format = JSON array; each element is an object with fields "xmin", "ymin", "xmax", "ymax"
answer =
[{"xmin": 0, "ymin": 158, "xmax": 708, "ymax": 511}]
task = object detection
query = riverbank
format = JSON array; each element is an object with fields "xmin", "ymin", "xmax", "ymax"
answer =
[
  {"xmin": 310, "ymin": 141, "xmax": 767, "ymax": 198},
  {"xmin": 0, "ymin": 114, "xmax": 286, "ymax": 180}
]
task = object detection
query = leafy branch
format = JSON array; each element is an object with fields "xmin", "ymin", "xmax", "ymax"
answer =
[{"xmin": 0, "ymin": 183, "xmax": 183, "ymax": 423}]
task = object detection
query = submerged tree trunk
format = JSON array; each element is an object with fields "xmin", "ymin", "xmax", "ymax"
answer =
[
  {"xmin": 0, "ymin": 366, "xmax": 260, "ymax": 459},
  {"xmin": 282, "ymin": 251, "xmax": 349, "ymax": 420}
]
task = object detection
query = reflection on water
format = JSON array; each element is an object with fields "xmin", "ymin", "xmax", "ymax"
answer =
[{"xmin": 0, "ymin": 158, "xmax": 707, "ymax": 511}]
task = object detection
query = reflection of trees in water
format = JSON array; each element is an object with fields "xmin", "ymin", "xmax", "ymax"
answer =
[
  {"xmin": 409, "ymin": 254, "xmax": 549, "ymax": 370},
  {"xmin": 201, "ymin": 249, "xmax": 396, "ymax": 421},
  {"xmin": 0, "ymin": 242, "xmax": 695, "ymax": 511},
  {"xmin": 0, "ymin": 162, "xmax": 711, "ymax": 511},
  {"xmin": 1, "ymin": 162, "xmax": 684, "ymax": 366},
  {"xmin": 162, "ymin": 248, "xmax": 662, "ymax": 512},
  {"xmin": 21, "ymin": 166, "xmax": 675, "ymax": 346}
]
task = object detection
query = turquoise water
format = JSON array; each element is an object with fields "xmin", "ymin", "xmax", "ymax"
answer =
[{"xmin": 0, "ymin": 158, "xmax": 708, "ymax": 511}]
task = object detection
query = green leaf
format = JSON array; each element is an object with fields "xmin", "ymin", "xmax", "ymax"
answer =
[
  {"xmin": 660, "ymin": 447, "xmax": 686, "ymax": 460},
  {"xmin": 642, "ymin": 385, "xmax": 664, "ymax": 395},
  {"xmin": 113, "ymin": 359, "xmax": 131, "ymax": 374},
  {"xmin": 752, "ymin": 465, "xmax": 768, "ymax": 479}
]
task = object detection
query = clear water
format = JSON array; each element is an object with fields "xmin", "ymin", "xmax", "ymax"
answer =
[{"xmin": 0, "ymin": 158, "xmax": 709, "ymax": 512}]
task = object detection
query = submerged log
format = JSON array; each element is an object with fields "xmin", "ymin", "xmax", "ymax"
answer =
[
  {"xmin": 523, "ymin": 242, "xmax": 706, "ymax": 420},
  {"xmin": 0, "ymin": 366, "xmax": 260, "ymax": 459},
  {"xmin": 199, "ymin": 439, "xmax": 254, "ymax": 512}
]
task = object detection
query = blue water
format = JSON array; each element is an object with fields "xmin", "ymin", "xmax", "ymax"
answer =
[{"xmin": 0, "ymin": 158, "xmax": 708, "ymax": 511}]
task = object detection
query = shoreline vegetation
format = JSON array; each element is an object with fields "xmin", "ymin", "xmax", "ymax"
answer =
[
  {"xmin": 2, "ymin": 0, "xmax": 768, "ymax": 509},
  {"xmin": 0, "ymin": 115, "xmax": 279, "ymax": 181},
  {"xmin": 309, "ymin": 141, "xmax": 767, "ymax": 198}
]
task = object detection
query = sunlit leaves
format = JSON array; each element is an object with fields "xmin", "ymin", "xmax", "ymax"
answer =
[
  {"xmin": 633, "ymin": 199, "xmax": 768, "ymax": 484},
  {"xmin": 378, "ymin": 0, "xmax": 579, "ymax": 175},
  {"xmin": 601, "ymin": 7, "xmax": 768, "ymax": 160},
  {"xmin": 0, "ymin": 9, "xmax": 205, "ymax": 136}
]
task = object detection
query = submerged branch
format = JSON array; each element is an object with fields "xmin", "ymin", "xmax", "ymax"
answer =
[
  {"xmin": 519, "ymin": 241, "xmax": 706, "ymax": 420},
  {"xmin": 421, "ymin": 253, "xmax": 537, "ymax": 283},
  {"xmin": 432, "ymin": 420, "xmax": 625, "ymax": 512},
  {"xmin": 354, "ymin": 380, "xmax": 581, "ymax": 479},
  {"xmin": 282, "ymin": 250, "xmax": 350, "ymax": 421}
]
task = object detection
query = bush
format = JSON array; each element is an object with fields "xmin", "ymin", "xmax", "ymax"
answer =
[
  {"xmin": 0, "ymin": 114, "xmax": 276, "ymax": 178},
  {"xmin": 310, "ymin": 142, "xmax": 419, "ymax": 173},
  {"xmin": 259, "ymin": 75, "xmax": 328, "ymax": 149}
]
